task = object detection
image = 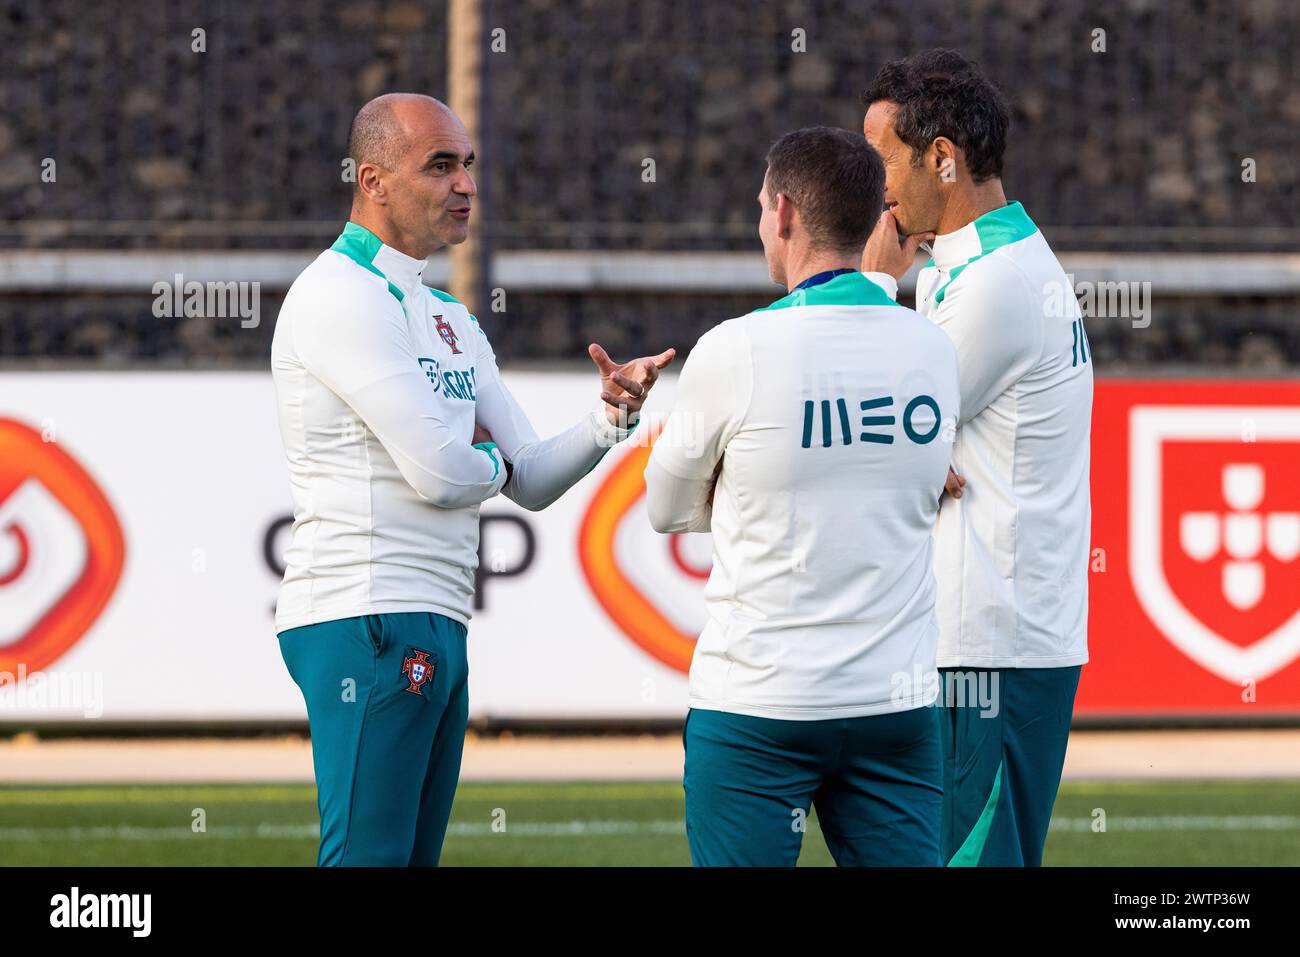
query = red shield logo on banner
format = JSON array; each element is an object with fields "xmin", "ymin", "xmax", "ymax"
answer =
[{"xmin": 1130, "ymin": 405, "xmax": 1300, "ymax": 683}]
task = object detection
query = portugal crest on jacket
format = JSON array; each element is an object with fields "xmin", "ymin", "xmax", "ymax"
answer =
[{"xmin": 434, "ymin": 314, "xmax": 461, "ymax": 354}]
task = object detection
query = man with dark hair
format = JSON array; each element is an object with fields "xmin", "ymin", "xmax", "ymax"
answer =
[
  {"xmin": 860, "ymin": 50, "xmax": 1093, "ymax": 867},
  {"xmin": 763, "ymin": 126, "xmax": 885, "ymax": 253},
  {"xmin": 645, "ymin": 127, "xmax": 961, "ymax": 866}
]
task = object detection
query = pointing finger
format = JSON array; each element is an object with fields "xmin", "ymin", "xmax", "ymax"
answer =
[{"xmin": 588, "ymin": 342, "xmax": 616, "ymax": 373}]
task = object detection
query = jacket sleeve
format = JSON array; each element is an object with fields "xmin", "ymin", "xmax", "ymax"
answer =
[
  {"xmin": 929, "ymin": 262, "xmax": 1041, "ymax": 425},
  {"xmin": 644, "ymin": 322, "xmax": 750, "ymax": 533},
  {"xmin": 472, "ymin": 318, "xmax": 635, "ymax": 511},
  {"xmin": 292, "ymin": 279, "xmax": 507, "ymax": 508}
]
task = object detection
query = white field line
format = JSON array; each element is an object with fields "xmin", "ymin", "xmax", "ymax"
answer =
[
  {"xmin": 1047, "ymin": 815, "xmax": 1300, "ymax": 832},
  {"xmin": 2, "ymin": 816, "xmax": 1299, "ymax": 843},
  {"xmin": 3, "ymin": 730, "xmax": 1300, "ymax": 784},
  {"xmin": 0, "ymin": 821, "xmax": 682, "ymax": 842}
]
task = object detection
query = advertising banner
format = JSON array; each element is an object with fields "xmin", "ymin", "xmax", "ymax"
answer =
[{"xmin": 1, "ymin": 373, "xmax": 1297, "ymax": 722}]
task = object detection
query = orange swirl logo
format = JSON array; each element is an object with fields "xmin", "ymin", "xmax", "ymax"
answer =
[
  {"xmin": 0, "ymin": 419, "xmax": 125, "ymax": 674},
  {"xmin": 577, "ymin": 430, "xmax": 709, "ymax": 674}
]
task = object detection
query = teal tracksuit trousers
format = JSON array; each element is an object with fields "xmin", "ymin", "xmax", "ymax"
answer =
[{"xmin": 279, "ymin": 612, "xmax": 469, "ymax": 867}]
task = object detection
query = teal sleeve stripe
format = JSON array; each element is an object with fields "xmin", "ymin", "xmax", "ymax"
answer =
[
  {"xmin": 932, "ymin": 261, "xmax": 971, "ymax": 305},
  {"xmin": 428, "ymin": 287, "xmax": 464, "ymax": 306},
  {"xmin": 947, "ymin": 760, "xmax": 1003, "ymax": 867},
  {"xmin": 330, "ymin": 222, "xmax": 405, "ymax": 303},
  {"xmin": 931, "ymin": 203, "xmax": 1038, "ymax": 306},
  {"xmin": 472, "ymin": 441, "xmax": 500, "ymax": 481}
]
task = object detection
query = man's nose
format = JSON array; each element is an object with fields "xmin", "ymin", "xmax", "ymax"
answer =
[{"xmin": 455, "ymin": 169, "xmax": 477, "ymax": 198}]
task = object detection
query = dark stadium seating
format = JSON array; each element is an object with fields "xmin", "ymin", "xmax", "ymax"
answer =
[{"xmin": 2, "ymin": 0, "xmax": 1295, "ymax": 364}]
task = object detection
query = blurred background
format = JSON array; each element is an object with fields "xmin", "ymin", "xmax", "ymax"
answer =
[{"xmin": 0, "ymin": 0, "xmax": 1297, "ymax": 865}]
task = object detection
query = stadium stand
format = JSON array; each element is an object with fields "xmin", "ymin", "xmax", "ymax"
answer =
[{"xmin": 1, "ymin": 0, "xmax": 1296, "ymax": 364}]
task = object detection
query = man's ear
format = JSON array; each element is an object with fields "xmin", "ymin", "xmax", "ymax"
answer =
[
  {"xmin": 775, "ymin": 192, "xmax": 795, "ymax": 240},
  {"xmin": 357, "ymin": 162, "xmax": 388, "ymax": 204},
  {"xmin": 930, "ymin": 137, "xmax": 960, "ymax": 185}
]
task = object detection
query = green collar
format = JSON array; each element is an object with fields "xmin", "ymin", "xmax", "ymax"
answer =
[
  {"xmin": 330, "ymin": 222, "xmax": 411, "ymax": 303},
  {"xmin": 757, "ymin": 271, "xmax": 900, "ymax": 312},
  {"xmin": 928, "ymin": 202, "xmax": 1039, "ymax": 305},
  {"xmin": 969, "ymin": 200, "xmax": 1037, "ymax": 254}
]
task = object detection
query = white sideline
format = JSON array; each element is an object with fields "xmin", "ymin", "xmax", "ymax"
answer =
[
  {"xmin": 1, "ymin": 816, "xmax": 1298, "ymax": 843},
  {"xmin": 0, "ymin": 730, "xmax": 1297, "ymax": 784}
]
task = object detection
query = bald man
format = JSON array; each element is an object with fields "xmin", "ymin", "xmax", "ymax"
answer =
[{"xmin": 271, "ymin": 94, "xmax": 675, "ymax": 866}]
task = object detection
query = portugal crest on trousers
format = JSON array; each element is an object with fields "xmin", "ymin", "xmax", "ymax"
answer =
[{"xmin": 402, "ymin": 649, "xmax": 436, "ymax": 696}]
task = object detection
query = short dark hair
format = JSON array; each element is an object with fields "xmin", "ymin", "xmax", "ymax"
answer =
[
  {"xmin": 765, "ymin": 127, "xmax": 884, "ymax": 253},
  {"xmin": 862, "ymin": 48, "xmax": 1010, "ymax": 183}
]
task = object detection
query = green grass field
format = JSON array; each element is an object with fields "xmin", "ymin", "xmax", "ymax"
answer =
[{"xmin": 0, "ymin": 779, "xmax": 1296, "ymax": 866}]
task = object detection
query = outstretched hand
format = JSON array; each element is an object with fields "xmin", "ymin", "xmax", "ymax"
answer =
[{"xmin": 588, "ymin": 343, "xmax": 677, "ymax": 428}]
